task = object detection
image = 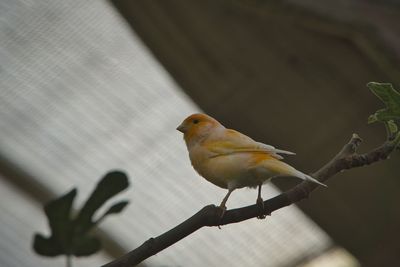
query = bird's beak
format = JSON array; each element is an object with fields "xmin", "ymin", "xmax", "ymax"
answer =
[{"xmin": 176, "ymin": 123, "xmax": 187, "ymax": 133}]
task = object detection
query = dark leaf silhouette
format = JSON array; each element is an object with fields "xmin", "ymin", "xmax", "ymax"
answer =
[{"xmin": 33, "ymin": 171, "xmax": 129, "ymax": 257}]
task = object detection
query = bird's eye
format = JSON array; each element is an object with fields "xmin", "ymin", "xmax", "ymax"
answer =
[{"xmin": 193, "ymin": 119, "xmax": 199, "ymax": 124}]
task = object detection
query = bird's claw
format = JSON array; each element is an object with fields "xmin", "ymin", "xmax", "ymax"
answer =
[{"xmin": 256, "ymin": 197, "xmax": 267, "ymax": 219}]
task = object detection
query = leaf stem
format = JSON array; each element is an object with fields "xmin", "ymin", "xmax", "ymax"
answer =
[{"xmin": 66, "ymin": 254, "xmax": 72, "ymax": 267}]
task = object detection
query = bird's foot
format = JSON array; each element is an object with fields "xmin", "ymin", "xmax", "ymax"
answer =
[
  {"xmin": 256, "ymin": 197, "xmax": 267, "ymax": 219},
  {"xmin": 217, "ymin": 205, "xmax": 227, "ymax": 229}
]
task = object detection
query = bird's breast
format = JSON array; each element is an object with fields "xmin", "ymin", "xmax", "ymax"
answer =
[{"xmin": 189, "ymin": 149, "xmax": 265, "ymax": 189}]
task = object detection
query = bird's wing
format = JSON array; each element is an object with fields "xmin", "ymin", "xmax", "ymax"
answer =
[{"xmin": 205, "ymin": 129, "xmax": 295, "ymax": 159}]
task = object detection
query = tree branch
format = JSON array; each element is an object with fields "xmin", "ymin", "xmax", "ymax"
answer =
[{"xmin": 102, "ymin": 133, "xmax": 399, "ymax": 267}]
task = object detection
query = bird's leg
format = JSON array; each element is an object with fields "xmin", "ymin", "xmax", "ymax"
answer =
[
  {"xmin": 256, "ymin": 184, "xmax": 266, "ymax": 219},
  {"xmin": 219, "ymin": 189, "xmax": 233, "ymax": 217},
  {"xmin": 217, "ymin": 189, "xmax": 234, "ymax": 228}
]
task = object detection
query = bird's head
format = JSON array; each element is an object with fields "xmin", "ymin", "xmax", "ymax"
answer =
[{"xmin": 177, "ymin": 113, "xmax": 222, "ymax": 146}]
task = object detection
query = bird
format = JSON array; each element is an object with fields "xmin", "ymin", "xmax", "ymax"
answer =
[{"xmin": 177, "ymin": 113, "xmax": 326, "ymax": 218}]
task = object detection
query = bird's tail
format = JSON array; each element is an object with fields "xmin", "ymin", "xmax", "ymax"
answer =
[
  {"xmin": 294, "ymin": 170, "xmax": 327, "ymax": 187},
  {"xmin": 261, "ymin": 159, "xmax": 327, "ymax": 187}
]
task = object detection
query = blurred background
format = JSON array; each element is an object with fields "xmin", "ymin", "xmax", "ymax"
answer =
[{"xmin": 1, "ymin": 0, "xmax": 400, "ymax": 266}]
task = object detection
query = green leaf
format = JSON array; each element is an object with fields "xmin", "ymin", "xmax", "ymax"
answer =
[
  {"xmin": 387, "ymin": 120, "xmax": 398, "ymax": 134},
  {"xmin": 368, "ymin": 113, "xmax": 378, "ymax": 124},
  {"xmin": 367, "ymin": 82, "xmax": 400, "ymax": 122},
  {"xmin": 33, "ymin": 189, "xmax": 76, "ymax": 256},
  {"xmin": 33, "ymin": 234, "xmax": 63, "ymax": 257},
  {"xmin": 74, "ymin": 171, "xmax": 129, "ymax": 233},
  {"xmin": 33, "ymin": 171, "xmax": 130, "ymax": 259},
  {"xmin": 45, "ymin": 188, "xmax": 76, "ymax": 238},
  {"xmin": 103, "ymin": 201, "xmax": 129, "ymax": 216},
  {"xmin": 96, "ymin": 201, "xmax": 129, "ymax": 225},
  {"xmin": 391, "ymin": 131, "xmax": 400, "ymax": 148},
  {"xmin": 72, "ymin": 236, "xmax": 101, "ymax": 256}
]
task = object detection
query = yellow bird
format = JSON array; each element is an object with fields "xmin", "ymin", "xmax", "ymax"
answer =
[{"xmin": 177, "ymin": 113, "xmax": 326, "ymax": 216}]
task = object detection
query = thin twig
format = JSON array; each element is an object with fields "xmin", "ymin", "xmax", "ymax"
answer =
[{"xmin": 102, "ymin": 133, "xmax": 399, "ymax": 267}]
